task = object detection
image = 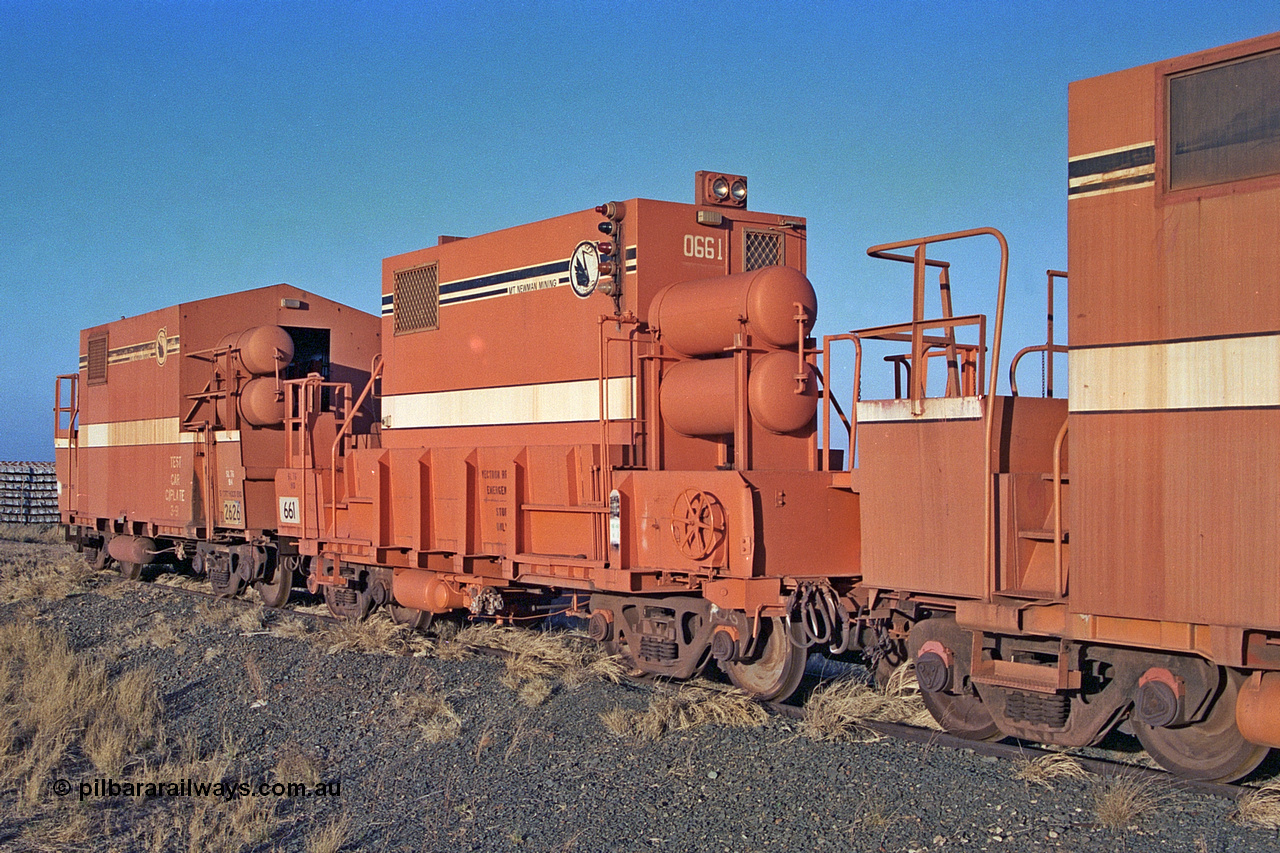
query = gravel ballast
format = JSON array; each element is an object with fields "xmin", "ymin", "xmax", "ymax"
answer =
[{"xmin": 2, "ymin": 539, "xmax": 1278, "ymax": 853}]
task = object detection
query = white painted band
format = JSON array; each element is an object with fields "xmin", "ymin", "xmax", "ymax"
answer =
[
  {"xmin": 75, "ymin": 417, "xmax": 241, "ymax": 448},
  {"xmin": 856, "ymin": 396, "xmax": 984, "ymax": 423},
  {"xmin": 1069, "ymin": 335, "xmax": 1280, "ymax": 412},
  {"xmin": 383, "ymin": 377, "xmax": 636, "ymax": 429}
]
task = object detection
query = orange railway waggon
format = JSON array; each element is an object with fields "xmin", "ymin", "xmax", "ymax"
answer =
[{"xmin": 56, "ymin": 32, "xmax": 1280, "ymax": 782}]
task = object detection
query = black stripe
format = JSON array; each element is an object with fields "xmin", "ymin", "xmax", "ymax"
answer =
[
  {"xmin": 1067, "ymin": 173, "xmax": 1154, "ymax": 196},
  {"xmin": 1072, "ymin": 405, "xmax": 1280, "ymax": 416},
  {"xmin": 440, "ymin": 259, "xmax": 569, "ymax": 296},
  {"xmin": 1068, "ymin": 145, "xmax": 1155, "ymax": 179},
  {"xmin": 1069, "ymin": 330, "xmax": 1280, "ymax": 351}
]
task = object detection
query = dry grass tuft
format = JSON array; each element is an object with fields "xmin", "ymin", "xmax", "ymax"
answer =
[
  {"xmin": 1234, "ymin": 780, "xmax": 1280, "ymax": 830},
  {"xmin": 268, "ymin": 615, "xmax": 316, "ymax": 642},
  {"xmin": 319, "ymin": 613, "xmax": 434, "ymax": 657},
  {"xmin": 125, "ymin": 614, "xmax": 181, "ymax": 651},
  {"xmin": 132, "ymin": 732, "xmax": 282, "ymax": 853},
  {"xmin": 0, "ymin": 523, "xmax": 65, "ymax": 544},
  {"xmin": 196, "ymin": 599, "xmax": 239, "ymax": 626},
  {"xmin": 604, "ymin": 681, "xmax": 768, "ymax": 740},
  {"xmin": 455, "ymin": 623, "xmax": 625, "ymax": 698},
  {"xmin": 0, "ymin": 548, "xmax": 96, "ymax": 603},
  {"xmin": 17, "ymin": 805, "xmax": 97, "ymax": 851},
  {"xmin": 599, "ymin": 707, "xmax": 636, "ymax": 737},
  {"xmin": 152, "ymin": 571, "xmax": 208, "ymax": 592},
  {"xmin": 233, "ymin": 604, "xmax": 270, "ymax": 633},
  {"xmin": 395, "ymin": 685, "xmax": 463, "ymax": 743},
  {"xmin": 305, "ymin": 812, "xmax": 351, "ymax": 853},
  {"xmin": 516, "ymin": 676, "xmax": 553, "ymax": 707},
  {"xmin": 800, "ymin": 664, "xmax": 937, "ymax": 743},
  {"xmin": 1015, "ymin": 751, "xmax": 1090, "ymax": 789},
  {"xmin": 273, "ymin": 743, "xmax": 324, "ymax": 787},
  {"xmin": 1092, "ymin": 773, "xmax": 1169, "ymax": 829},
  {"xmin": 0, "ymin": 621, "xmax": 161, "ymax": 808}
]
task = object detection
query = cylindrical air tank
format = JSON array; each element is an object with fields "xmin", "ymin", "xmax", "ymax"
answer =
[
  {"xmin": 648, "ymin": 265, "xmax": 817, "ymax": 357},
  {"xmin": 660, "ymin": 352, "xmax": 818, "ymax": 436}
]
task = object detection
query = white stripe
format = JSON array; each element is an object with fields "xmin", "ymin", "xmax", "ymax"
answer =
[
  {"xmin": 1067, "ymin": 179, "xmax": 1151, "ymax": 200},
  {"xmin": 383, "ymin": 378, "xmax": 636, "ymax": 429},
  {"xmin": 857, "ymin": 396, "xmax": 984, "ymax": 423},
  {"xmin": 1069, "ymin": 336, "xmax": 1280, "ymax": 412},
  {"xmin": 79, "ymin": 417, "xmax": 241, "ymax": 448},
  {"xmin": 1067, "ymin": 140, "xmax": 1155, "ymax": 162}
]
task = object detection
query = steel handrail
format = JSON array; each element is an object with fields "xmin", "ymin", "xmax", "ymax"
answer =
[
  {"xmin": 821, "ymin": 333, "xmax": 862, "ymax": 472},
  {"xmin": 329, "ymin": 354, "xmax": 383, "ymax": 511},
  {"xmin": 1009, "ymin": 344, "xmax": 1069, "ymax": 396},
  {"xmin": 1053, "ymin": 420, "xmax": 1069, "ymax": 598},
  {"xmin": 867, "ymin": 227, "xmax": 1010, "ymax": 599}
]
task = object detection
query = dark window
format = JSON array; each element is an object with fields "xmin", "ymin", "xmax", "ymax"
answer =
[
  {"xmin": 87, "ymin": 334, "xmax": 108, "ymax": 386},
  {"xmin": 394, "ymin": 264, "xmax": 439, "ymax": 334},
  {"xmin": 281, "ymin": 327, "xmax": 330, "ymax": 381},
  {"xmin": 1169, "ymin": 49, "xmax": 1280, "ymax": 190}
]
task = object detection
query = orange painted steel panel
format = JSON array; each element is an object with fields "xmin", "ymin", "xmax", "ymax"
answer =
[
  {"xmin": 859, "ymin": 414, "xmax": 988, "ymax": 598},
  {"xmin": 1071, "ymin": 409, "xmax": 1280, "ymax": 629},
  {"xmin": 745, "ymin": 469, "xmax": 860, "ymax": 579},
  {"xmin": 859, "ymin": 395, "xmax": 1066, "ymax": 599}
]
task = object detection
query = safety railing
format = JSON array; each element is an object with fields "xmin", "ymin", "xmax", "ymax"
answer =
[
  {"xmin": 54, "ymin": 374, "xmax": 78, "ymax": 442},
  {"xmin": 1009, "ymin": 270, "xmax": 1068, "ymax": 397}
]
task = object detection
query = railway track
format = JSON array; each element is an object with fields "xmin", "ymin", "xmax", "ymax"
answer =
[{"xmin": 119, "ymin": 567, "xmax": 1270, "ymax": 801}]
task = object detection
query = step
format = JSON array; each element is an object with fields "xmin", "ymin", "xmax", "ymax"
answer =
[
  {"xmin": 1018, "ymin": 527, "xmax": 1069, "ymax": 543},
  {"xmin": 971, "ymin": 658, "xmax": 1081, "ymax": 694}
]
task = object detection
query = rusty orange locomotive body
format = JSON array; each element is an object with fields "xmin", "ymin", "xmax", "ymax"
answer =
[{"xmin": 57, "ymin": 33, "xmax": 1280, "ymax": 781}]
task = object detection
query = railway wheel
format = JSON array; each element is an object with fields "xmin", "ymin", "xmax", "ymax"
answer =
[
  {"xmin": 323, "ymin": 582, "xmax": 372, "ymax": 622},
  {"xmin": 910, "ymin": 616, "xmax": 1001, "ymax": 741},
  {"xmin": 254, "ymin": 555, "xmax": 296, "ymax": 610},
  {"xmin": 116, "ymin": 560, "xmax": 143, "ymax": 581},
  {"xmin": 1132, "ymin": 668, "xmax": 1269, "ymax": 782},
  {"xmin": 920, "ymin": 688, "xmax": 1002, "ymax": 741},
  {"xmin": 719, "ymin": 616, "xmax": 807, "ymax": 702},
  {"xmin": 389, "ymin": 602, "xmax": 433, "ymax": 631}
]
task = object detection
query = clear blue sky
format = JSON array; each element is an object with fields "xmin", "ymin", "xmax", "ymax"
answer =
[{"xmin": 3, "ymin": 1, "xmax": 1277, "ymax": 461}]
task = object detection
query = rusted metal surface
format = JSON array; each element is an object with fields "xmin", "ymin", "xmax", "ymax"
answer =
[{"xmin": 1067, "ymin": 32, "xmax": 1280, "ymax": 631}]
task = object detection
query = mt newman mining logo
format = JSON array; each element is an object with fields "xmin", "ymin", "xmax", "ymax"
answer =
[{"xmin": 53, "ymin": 777, "xmax": 342, "ymax": 802}]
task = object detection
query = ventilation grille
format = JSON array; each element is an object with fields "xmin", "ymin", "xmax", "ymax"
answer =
[
  {"xmin": 744, "ymin": 231, "xmax": 782, "ymax": 271},
  {"xmin": 87, "ymin": 335, "xmax": 108, "ymax": 386},
  {"xmin": 394, "ymin": 264, "xmax": 439, "ymax": 335}
]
